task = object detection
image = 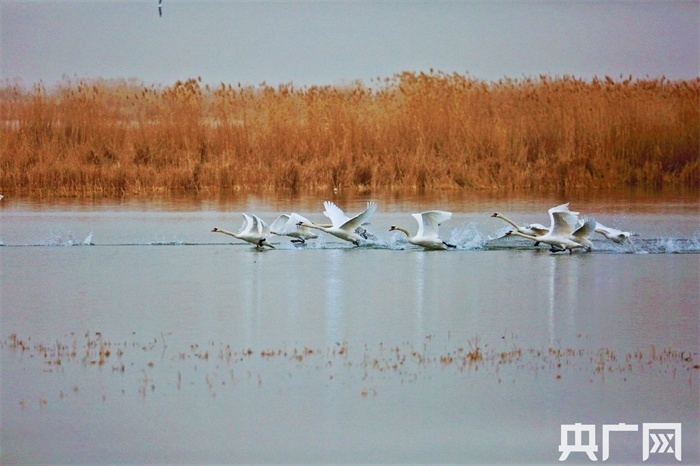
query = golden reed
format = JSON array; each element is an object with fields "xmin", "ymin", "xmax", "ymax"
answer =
[{"xmin": 1, "ymin": 71, "xmax": 698, "ymax": 196}]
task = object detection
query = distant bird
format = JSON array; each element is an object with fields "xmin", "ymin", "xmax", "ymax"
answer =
[
  {"xmin": 211, "ymin": 213, "xmax": 275, "ymax": 249},
  {"xmin": 270, "ymin": 213, "xmax": 319, "ymax": 244},
  {"xmin": 158, "ymin": 0, "xmax": 163, "ymax": 17},
  {"xmin": 297, "ymin": 201, "xmax": 377, "ymax": 246},
  {"xmin": 491, "ymin": 212, "xmax": 549, "ymax": 246},
  {"xmin": 390, "ymin": 210, "xmax": 456, "ymax": 250},
  {"xmin": 595, "ymin": 222, "xmax": 638, "ymax": 243},
  {"xmin": 506, "ymin": 203, "xmax": 595, "ymax": 254}
]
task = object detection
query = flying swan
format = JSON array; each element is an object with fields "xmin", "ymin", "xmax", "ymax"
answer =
[
  {"xmin": 212, "ymin": 213, "xmax": 275, "ymax": 249},
  {"xmin": 595, "ymin": 222, "xmax": 638, "ymax": 243},
  {"xmin": 270, "ymin": 213, "xmax": 319, "ymax": 244},
  {"xmin": 390, "ymin": 210, "xmax": 456, "ymax": 250},
  {"xmin": 506, "ymin": 203, "xmax": 595, "ymax": 254},
  {"xmin": 297, "ymin": 201, "xmax": 377, "ymax": 246},
  {"xmin": 490, "ymin": 212, "xmax": 549, "ymax": 245}
]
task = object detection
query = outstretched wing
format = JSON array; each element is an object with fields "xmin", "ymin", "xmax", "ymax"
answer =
[
  {"xmin": 239, "ymin": 213, "xmax": 255, "ymax": 235},
  {"xmin": 526, "ymin": 223, "xmax": 550, "ymax": 236},
  {"xmin": 572, "ymin": 217, "xmax": 596, "ymax": 239},
  {"xmin": 341, "ymin": 201, "xmax": 377, "ymax": 232},
  {"xmin": 253, "ymin": 215, "xmax": 270, "ymax": 236},
  {"xmin": 323, "ymin": 201, "xmax": 348, "ymax": 228},
  {"xmin": 415, "ymin": 210, "xmax": 451, "ymax": 238},
  {"xmin": 548, "ymin": 203, "xmax": 579, "ymax": 235},
  {"xmin": 270, "ymin": 214, "xmax": 291, "ymax": 235}
]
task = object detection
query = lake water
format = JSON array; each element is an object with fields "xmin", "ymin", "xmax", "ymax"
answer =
[{"xmin": 1, "ymin": 190, "xmax": 698, "ymax": 464}]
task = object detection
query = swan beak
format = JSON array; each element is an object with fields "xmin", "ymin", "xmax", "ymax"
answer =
[
  {"xmin": 505, "ymin": 231, "xmax": 513, "ymax": 236},
  {"xmin": 389, "ymin": 226, "xmax": 396, "ymax": 231},
  {"xmin": 211, "ymin": 228, "xmax": 218, "ymax": 232},
  {"xmin": 490, "ymin": 213, "xmax": 499, "ymax": 217}
]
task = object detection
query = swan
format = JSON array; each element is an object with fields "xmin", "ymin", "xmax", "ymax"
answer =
[
  {"xmin": 270, "ymin": 213, "xmax": 319, "ymax": 244},
  {"xmin": 490, "ymin": 212, "xmax": 549, "ymax": 245},
  {"xmin": 298, "ymin": 201, "xmax": 377, "ymax": 246},
  {"xmin": 389, "ymin": 210, "xmax": 456, "ymax": 250},
  {"xmin": 505, "ymin": 203, "xmax": 595, "ymax": 254},
  {"xmin": 595, "ymin": 222, "xmax": 638, "ymax": 243},
  {"xmin": 322, "ymin": 200, "xmax": 375, "ymax": 240},
  {"xmin": 212, "ymin": 213, "xmax": 275, "ymax": 248},
  {"xmin": 158, "ymin": 0, "xmax": 163, "ymax": 16}
]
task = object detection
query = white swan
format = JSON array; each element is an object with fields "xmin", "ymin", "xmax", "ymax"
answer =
[
  {"xmin": 491, "ymin": 212, "xmax": 549, "ymax": 245},
  {"xmin": 506, "ymin": 203, "xmax": 595, "ymax": 253},
  {"xmin": 298, "ymin": 201, "xmax": 377, "ymax": 246},
  {"xmin": 595, "ymin": 222, "xmax": 638, "ymax": 243},
  {"xmin": 270, "ymin": 213, "xmax": 319, "ymax": 244},
  {"xmin": 491, "ymin": 212, "xmax": 549, "ymax": 236},
  {"xmin": 390, "ymin": 210, "xmax": 456, "ymax": 250},
  {"xmin": 212, "ymin": 213, "xmax": 275, "ymax": 248}
]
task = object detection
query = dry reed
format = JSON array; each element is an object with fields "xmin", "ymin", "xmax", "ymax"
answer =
[{"xmin": 1, "ymin": 72, "xmax": 698, "ymax": 196}]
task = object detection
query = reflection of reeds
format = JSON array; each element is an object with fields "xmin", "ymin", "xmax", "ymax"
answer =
[{"xmin": 1, "ymin": 72, "xmax": 698, "ymax": 196}]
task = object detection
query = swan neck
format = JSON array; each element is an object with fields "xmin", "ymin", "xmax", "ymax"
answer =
[
  {"xmin": 498, "ymin": 215, "xmax": 519, "ymax": 229},
  {"xmin": 393, "ymin": 226, "xmax": 412, "ymax": 239},
  {"xmin": 214, "ymin": 228, "xmax": 239, "ymax": 239}
]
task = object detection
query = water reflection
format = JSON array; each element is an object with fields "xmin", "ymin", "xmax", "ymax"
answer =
[{"xmin": 324, "ymin": 249, "xmax": 345, "ymax": 346}]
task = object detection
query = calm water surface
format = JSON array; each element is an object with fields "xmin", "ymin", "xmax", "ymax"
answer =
[{"xmin": 1, "ymin": 191, "xmax": 698, "ymax": 464}]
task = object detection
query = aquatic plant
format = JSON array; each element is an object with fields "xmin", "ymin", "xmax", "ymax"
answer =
[{"xmin": 1, "ymin": 72, "xmax": 698, "ymax": 196}]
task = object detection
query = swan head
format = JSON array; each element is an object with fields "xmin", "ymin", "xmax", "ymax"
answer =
[
  {"xmin": 211, "ymin": 227, "xmax": 220, "ymax": 233},
  {"xmin": 491, "ymin": 212, "xmax": 503, "ymax": 218},
  {"xmin": 505, "ymin": 230, "xmax": 514, "ymax": 236},
  {"xmin": 389, "ymin": 225, "xmax": 397, "ymax": 231}
]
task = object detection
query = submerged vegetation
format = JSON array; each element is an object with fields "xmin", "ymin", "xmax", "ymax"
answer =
[{"xmin": 1, "ymin": 71, "xmax": 698, "ymax": 196}]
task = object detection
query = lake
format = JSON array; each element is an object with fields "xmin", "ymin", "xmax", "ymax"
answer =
[{"xmin": 1, "ymin": 190, "xmax": 698, "ymax": 464}]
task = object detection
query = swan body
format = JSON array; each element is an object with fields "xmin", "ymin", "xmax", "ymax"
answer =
[
  {"xmin": 505, "ymin": 203, "xmax": 595, "ymax": 253},
  {"xmin": 506, "ymin": 214, "xmax": 597, "ymax": 254},
  {"xmin": 299, "ymin": 201, "xmax": 377, "ymax": 246},
  {"xmin": 390, "ymin": 210, "xmax": 456, "ymax": 250},
  {"xmin": 212, "ymin": 213, "xmax": 275, "ymax": 248},
  {"xmin": 270, "ymin": 213, "xmax": 319, "ymax": 243},
  {"xmin": 491, "ymin": 212, "xmax": 549, "ymax": 237},
  {"xmin": 595, "ymin": 222, "xmax": 637, "ymax": 243}
]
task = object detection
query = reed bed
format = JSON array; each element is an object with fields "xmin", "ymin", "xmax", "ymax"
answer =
[{"xmin": 1, "ymin": 72, "xmax": 698, "ymax": 196}]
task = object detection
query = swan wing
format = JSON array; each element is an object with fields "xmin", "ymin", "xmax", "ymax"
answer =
[
  {"xmin": 239, "ymin": 213, "xmax": 255, "ymax": 235},
  {"xmin": 253, "ymin": 215, "xmax": 271, "ymax": 237},
  {"xmin": 572, "ymin": 217, "xmax": 596, "ymax": 240},
  {"xmin": 270, "ymin": 214, "xmax": 292, "ymax": 235},
  {"xmin": 323, "ymin": 201, "xmax": 349, "ymax": 228},
  {"xmin": 526, "ymin": 223, "xmax": 550, "ymax": 236},
  {"xmin": 340, "ymin": 201, "xmax": 377, "ymax": 232},
  {"xmin": 416, "ymin": 210, "xmax": 451, "ymax": 238},
  {"xmin": 548, "ymin": 203, "xmax": 579, "ymax": 235}
]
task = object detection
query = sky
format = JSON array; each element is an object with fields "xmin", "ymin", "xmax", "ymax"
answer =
[{"xmin": 1, "ymin": 1, "xmax": 698, "ymax": 89}]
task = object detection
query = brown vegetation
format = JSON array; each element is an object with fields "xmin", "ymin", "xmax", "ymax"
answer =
[{"xmin": 1, "ymin": 71, "xmax": 698, "ymax": 196}]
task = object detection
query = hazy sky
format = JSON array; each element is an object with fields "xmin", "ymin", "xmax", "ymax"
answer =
[{"xmin": 2, "ymin": 1, "xmax": 698, "ymax": 88}]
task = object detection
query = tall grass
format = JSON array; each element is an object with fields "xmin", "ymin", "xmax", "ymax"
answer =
[{"xmin": 1, "ymin": 72, "xmax": 698, "ymax": 196}]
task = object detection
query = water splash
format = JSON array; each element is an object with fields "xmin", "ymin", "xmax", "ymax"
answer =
[{"xmin": 450, "ymin": 222, "xmax": 488, "ymax": 250}]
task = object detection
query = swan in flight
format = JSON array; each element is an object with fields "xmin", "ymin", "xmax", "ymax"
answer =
[
  {"xmin": 390, "ymin": 210, "xmax": 456, "ymax": 250},
  {"xmin": 270, "ymin": 213, "xmax": 319, "ymax": 244},
  {"xmin": 595, "ymin": 222, "xmax": 638, "ymax": 243},
  {"xmin": 158, "ymin": 0, "xmax": 163, "ymax": 17},
  {"xmin": 298, "ymin": 201, "xmax": 377, "ymax": 246},
  {"xmin": 212, "ymin": 213, "xmax": 275, "ymax": 249},
  {"xmin": 506, "ymin": 203, "xmax": 595, "ymax": 254},
  {"xmin": 490, "ymin": 212, "xmax": 549, "ymax": 245}
]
